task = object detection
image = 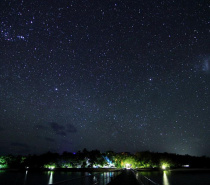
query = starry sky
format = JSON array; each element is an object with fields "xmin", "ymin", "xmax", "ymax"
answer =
[{"xmin": 0, "ymin": 0, "xmax": 210, "ymax": 156}]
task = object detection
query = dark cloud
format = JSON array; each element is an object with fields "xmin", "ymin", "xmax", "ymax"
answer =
[
  {"xmin": 50, "ymin": 122, "xmax": 65, "ymax": 130},
  {"xmin": 45, "ymin": 137, "xmax": 55, "ymax": 142},
  {"xmin": 35, "ymin": 124, "xmax": 48, "ymax": 130},
  {"xmin": 49, "ymin": 122, "xmax": 66, "ymax": 136},
  {"xmin": 0, "ymin": 126, "xmax": 5, "ymax": 131},
  {"xmin": 49, "ymin": 122, "xmax": 77, "ymax": 136},
  {"xmin": 66, "ymin": 124, "xmax": 77, "ymax": 133}
]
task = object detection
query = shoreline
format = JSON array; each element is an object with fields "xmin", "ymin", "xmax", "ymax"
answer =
[
  {"xmin": 0, "ymin": 168, "xmax": 121, "ymax": 172},
  {"xmin": 1, "ymin": 167, "xmax": 210, "ymax": 172},
  {"xmin": 137, "ymin": 167, "xmax": 210, "ymax": 172},
  {"xmin": 169, "ymin": 168, "xmax": 210, "ymax": 172}
]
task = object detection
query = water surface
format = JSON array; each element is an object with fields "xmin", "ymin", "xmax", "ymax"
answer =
[
  {"xmin": 0, "ymin": 170, "xmax": 120, "ymax": 185},
  {"xmin": 137, "ymin": 170, "xmax": 210, "ymax": 185}
]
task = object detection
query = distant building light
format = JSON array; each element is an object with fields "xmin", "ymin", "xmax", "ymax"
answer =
[{"xmin": 182, "ymin": 165, "xmax": 190, "ymax": 168}]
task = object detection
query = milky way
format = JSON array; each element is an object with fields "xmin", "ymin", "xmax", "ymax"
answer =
[{"xmin": 0, "ymin": 0, "xmax": 210, "ymax": 156}]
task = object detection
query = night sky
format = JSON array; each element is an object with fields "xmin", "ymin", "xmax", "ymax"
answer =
[{"xmin": 0, "ymin": 0, "xmax": 210, "ymax": 156}]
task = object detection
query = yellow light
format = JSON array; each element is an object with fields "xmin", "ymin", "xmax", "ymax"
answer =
[{"xmin": 163, "ymin": 171, "xmax": 169, "ymax": 185}]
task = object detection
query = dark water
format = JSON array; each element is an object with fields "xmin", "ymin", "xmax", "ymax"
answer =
[
  {"xmin": 137, "ymin": 170, "xmax": 210, "ymax": 185},
  {"xmin": 0, "ymin": 170, "xmax": 120, "ymax": 185},
  {"xmin": 1, "ymin": 170, "xmax": 210, "ymax": 185}
]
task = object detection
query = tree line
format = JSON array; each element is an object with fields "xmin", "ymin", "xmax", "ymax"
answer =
[{"xmin": 0, "ymin": 149, "xmax": 210, "ymax": 169}]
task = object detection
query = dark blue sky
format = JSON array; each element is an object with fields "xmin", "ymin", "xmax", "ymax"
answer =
[{"xmin": 0, "ymin": 0, "xmax": 210, "ymax": 156}]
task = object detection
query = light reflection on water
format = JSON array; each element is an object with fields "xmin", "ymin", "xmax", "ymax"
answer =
[
  {"xmin": 0, "ymin": 170, "xmax": 121, "ymax": 185},
  {"xmin": 48, "ymin": 171, "xmax": 53, "ymax": 184},
  {"xmin": 138, "ymin": 170, "xmax": 210, "ymax": 185},
  {"xmin": 24, "ymin": 170, "xmax": 28, "ymax": 185},
  {"xmin": 163, "ymin": 171, "xmax": 169, "ymax": 185},
  {"xmin": 85, "ymin": 171, "xmax": 114, "ymax": 185},
  {"xmin": 45, "ymin": 171, "xmax": 119, "ymax": 185}
]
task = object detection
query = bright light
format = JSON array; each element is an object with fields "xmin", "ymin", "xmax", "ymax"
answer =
[
  {"xmin": 125, "ymin": 163, "xmax": 131, "ymax": 169},
  {"xmin": 161, "ymin": 162, "xmax": 170, "ymax": 170},
  {"xmin": 49, "ymin": 166, "xmax": 55, "ymax": 170},
  {"xmin": 182, "ymin": 164, "xmax": 190, "ymax": 168},
  {"xmin": 162, "ymin": 165, "xmax": 166, "ymax": 170},
  {"xmin": 44, "ymin": 164, "xmax": 56, "ymax": 170}
]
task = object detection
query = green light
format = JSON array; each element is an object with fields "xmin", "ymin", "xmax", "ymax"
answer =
[
  {"xmin": 161, "ymin": 162, "xmax": 170, "ymax": 170},
  {"xmin": 0, "ymin": 157, "xmax": 8, "ymax": 169},
  {"xmin": 44, "ymin": 164, "xmax": 56, "ymax": 170}
]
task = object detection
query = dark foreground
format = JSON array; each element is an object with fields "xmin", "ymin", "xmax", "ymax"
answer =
[
  {"xmin": 107, "ymin": 169, "xmax": 141, "ymax": 185},
  {"xmin": 1, "ymin": 168, "xmax": 210, "ymax": 185}
]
